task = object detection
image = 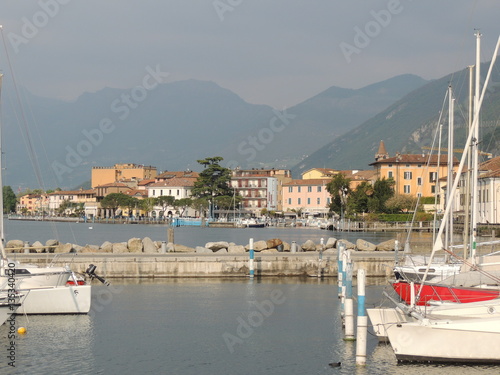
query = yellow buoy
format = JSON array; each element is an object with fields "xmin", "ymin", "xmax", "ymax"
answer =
[{"xmin": 17, "ymin": 327, "xmax": 27, "ymax": 334}]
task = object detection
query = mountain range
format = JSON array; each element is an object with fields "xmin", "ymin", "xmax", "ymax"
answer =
[{"xmin": 1, "ymin": 73, "xmax": 426, "ymax": 190}]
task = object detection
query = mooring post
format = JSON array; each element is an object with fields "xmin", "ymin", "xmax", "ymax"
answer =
[
  {"xmin": 355, "ymin": 268, "xmax": 367, "ymax": 366},
  {"xmin": 318, "ymin": 237, "xmax": 324, "ymax": 278},
  {"xmin": 337, "ymin": 241, "xmax": 345, "ymax": 298},
  {"xmin": 344, "ymin": 252, "xmax": 355, "ymax": 340},
  {"xmin": 249, "ymin": 238, "xmax": 255, "ymax": 278}
]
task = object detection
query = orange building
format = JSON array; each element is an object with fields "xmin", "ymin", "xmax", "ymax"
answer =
[
  {"xmin": 370, "ymin": 141, "xmax": 459, "ymax": 197},
  {"xmin": 91, "ymin": 163, "xmax": 157, "ymax": 188}
]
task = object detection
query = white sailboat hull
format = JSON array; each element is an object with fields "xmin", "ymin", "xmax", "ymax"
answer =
[
  {"xmin": 387, "ymin": 316, "xmax": 500, "ymax": 363},
  {"xmin": 368, "ymin": 298, "xmax": 500, "ymax": 340},
  {"xmin": 16, "ymin": 285, "xmax": 91, "ymax": 314}
]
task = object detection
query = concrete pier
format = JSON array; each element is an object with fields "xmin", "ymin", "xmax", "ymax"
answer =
[{"xmin": 10, "ymin": 252, "xmax": 396, "ymax": 279}]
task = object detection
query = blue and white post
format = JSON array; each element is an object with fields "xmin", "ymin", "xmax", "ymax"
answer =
[
  {"xmin": 249, "ymin": 238, "xmax": 255, "ymax": 278},
  {"xmin": 356, "ymin": 268, "xmax": 367, "ymax": 366},
  {"xmin": 344, "ymin": 253, "xmax": 355, "ymax": 340},
  {"xmin": 318, "ymin": 238, "xmax": 324, "ymax": 278},
  {"xmin": 337, "ymin": 241, "xmax": 345, "ymax": 298}
]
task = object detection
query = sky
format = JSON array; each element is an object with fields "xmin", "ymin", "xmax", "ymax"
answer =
[{"xmin": 0, "ymin": 0, "xmax": 500, "ymax": 109}]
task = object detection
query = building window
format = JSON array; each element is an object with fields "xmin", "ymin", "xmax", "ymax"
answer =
[
  {"xmin": 288, "ymin": 198, "xmax": 291, "ymax": 205},
  {"xmin": 388, "ymin": 171, "xmax": 393, "ymax": 179},
  {"xmin": 298, "ymin": 187, "xmax": 301, "ymax": 193},
  {"xmin": 429, "ymin": 172, "xmax": 437, "ymax": 182},
  {"xmin": 388, "ymin": 164, "xmax": 393, "ymax": 167},
  {"xmin": 317, "ymin": 186, "xmax": 322, "ymax": 192},
  {"xmin": 298, "ymin": 198, "xmax": 301, "ymax": 205},
  {"xmin": 307, "ymin": 186, "xmax": 312, "ymax": 192},
  {"xmin": 417, "ymin": 177, "xmax": 422, "ymax": 186},
  {"xmin": 327, "ymin": 197, "xmax": 331, "ymax": 204},
  {"xmin": 404, "ymin": 185, "xmax": 411, "ymax": 194},
  {"xmin": 404, "ymin": 171, "xmax": 412, "ymax": 180},
  {"xmin": 431, "ymin": 185, "xmax": 436, "ymax": 194},
  {"xmin": 317, "ymin": 198, "xmax": 320, "ymax": 205},
  {"xmin": 307, "ymin": 198, "xmax": 311, "ymax": 205},
  {"xmin": 288, "ymin": 186, "xmax": 293, "ymax": 193}
]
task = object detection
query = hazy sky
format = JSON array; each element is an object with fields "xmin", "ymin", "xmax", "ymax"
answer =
[{"xmin": 1, "ymin": 0, "xmax": 499, "ymax": 108}]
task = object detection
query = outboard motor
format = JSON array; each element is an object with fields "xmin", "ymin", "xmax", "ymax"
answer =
[{"xmin": 85, "ymin": 264, "xmax": 110, "ymax": 286}]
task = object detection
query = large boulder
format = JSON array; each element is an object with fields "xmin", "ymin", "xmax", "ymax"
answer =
[
  {"xmin": 266, "ymin": 238, "xmax": 283, "ymax": 249},
  {"xmin": 301, "ymin": 240, "xmax": 317, "ymax": 251},
  {"xmin": 128, "ymin": 238, "xmax": 143, "ymax": 253},
  {"xmin": 79, "ymin": 244, "xmax": 100, "ymax": 253},
  {"xmin": 100, "ymin": 241, "xmax": 114, "ymax": 253},
  {"xmin": 282, "ymin": 241, "xmax": 291, "ymax": 251},
  {"xmin": 356, "ymin": 239, "xmax": 377, "ymax": 251},
  {"xmin": 325, "ymin": 237, "xmax": 337, "ymax": 249},
  {"xmin": 5, "ymin": 239, "xmax": 25, "ymax": 253},
  {"xmin": 143, "ymin": 237, "xmax": 158, "ymax": 253},
  {"xmin": 174, "ymin": 244, "xmax": 195, "ymax": 253},
  {"xmin": 246, "ymin": 240, "xmax": 267, "ymax": 251},
  {"xmin": 196, "ymin": 246, "xmax": 213, "ymax": 254},
  {"xmin": 112, "ymin": 242, "xmax": 129, "ymax": 254},
  {"xmin": 215, "ymin": 248, "xmax": 228, "ymax": 254},
  {"xmin": 45, "ymin": 239, "xmax": 59, "ymax": 253},
  {"xmin": 205, "ymin": 241, "xmax": 229, "ymax": 251},
  {"xmin": 228, "ymin": 245, "xmax": 246, "ymax": 253},
  {"xmin": 377, "ymin": 239, "xmax": 397, "ymax": 251},
  {"xmin": 54, "ymin": 243, "xmax": 73, "ymax": 253},
  {"xmin": 32, "ymin": 240, "xmax": 44, "ymax": 253}
]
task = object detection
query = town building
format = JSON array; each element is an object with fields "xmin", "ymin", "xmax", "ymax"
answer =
[
  {"xmin": 282, "ymin": 179, "xmax": 331, "ymax": 217},
  {"xmin": 17, "ymin": 194, "xmax": 49, "ymax": 215},
  {"xmin": 48, "ymin": 189, "xmax": 96, "ymax": 216},
  {"xmin": 91, "ymin": 163, "xmax": 157, "ymax": 188},
  {"xmin": 370, "ymin": 141, "xmax": 459, "ymax": 198},
  {"xmin": 231, "ymin": 168, "xmax": 290, "ymax": 216},
  {"xmin": 231, "ymin": 168, "xmax": 291, "ymax": 215}
]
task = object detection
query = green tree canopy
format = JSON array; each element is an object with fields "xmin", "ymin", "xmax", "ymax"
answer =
[
  {"xmin": 3, "ymin": 186, "xmax": 17, "ymax": 213},
  {"xmin": 192, "ymin": 156, "xmax": 233, "ymax": 199},
  {"xmin": 326, "ymin": 173, "xmax": 351, "ymax": 215}
]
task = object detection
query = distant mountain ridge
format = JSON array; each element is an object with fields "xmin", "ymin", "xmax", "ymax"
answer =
[
  {"xmin": 291, "ymin": 61, "xmax": 500, "ymax": 177},
  {"xmin": 1, "ymin": 74, "xmax": 426, "ymax": 189}
]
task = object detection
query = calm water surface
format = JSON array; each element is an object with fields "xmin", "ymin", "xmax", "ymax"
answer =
[
  {"xmin": 1, "ymin": 279, "xmax": 496, "ymax": 375},
  {"xmin": 1, "ymin": 221, "xmax": 497, "ymax": 374}
]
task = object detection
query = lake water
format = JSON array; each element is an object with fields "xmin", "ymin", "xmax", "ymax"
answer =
[
  {"xmin": 1, "ymin": 221, "xmax": 498, "ymax": 374},
  {"xmin": 3, "ymin": 219, "xmax": 399, "ymax": 249}
]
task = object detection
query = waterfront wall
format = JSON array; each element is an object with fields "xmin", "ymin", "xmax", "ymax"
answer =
[{"xmin": 11, "ymin": 253, "xmax": 396, "ymax": 279}]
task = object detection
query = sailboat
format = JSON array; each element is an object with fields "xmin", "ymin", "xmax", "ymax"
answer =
[
  {"xmin": 382, "ymin": 32, "xmax": 500, "ymax": 364},
  {"xmin": 0, "ymin": 73, "xmax": 93, "ymax": 314}
]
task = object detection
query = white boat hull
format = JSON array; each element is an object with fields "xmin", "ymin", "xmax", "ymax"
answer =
[
  {"xmin": 387, "ymin": 316, "xmax": 500, "ymax": 363},
  {"xmin": 16, "ymin": 285, "xmax": 91, "ymax": 314},
  {"xmin": 1, "ymin": 304, "xmax": 16, "ymax": 325}
]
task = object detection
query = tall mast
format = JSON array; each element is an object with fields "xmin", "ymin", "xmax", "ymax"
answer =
[
  {"xmin": 463, "ymin": 65, "xmax": 474, "ymax": 259},
  {"xmin": 445, "ymin": 85, "xmax": 454, "ymax": 250},
  {"xmin": 471, "ymin": 30, "xmax": 481, "ymax": 262},
  {"xmin": 0, "ymin": 73, "xmax": 6, "ymax": 261}
]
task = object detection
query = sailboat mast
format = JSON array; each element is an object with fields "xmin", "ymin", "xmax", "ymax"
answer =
[
  {"xmin": 445, "ymin": 85, "xmax": 454, "ymax": 250},
  {"xmin": 471, "ymin": 30, "xmax": 481, "ymax": 261},
  {"xmin": 463, "ymin": 65, "xmax": 474, "ymax": 259},
  {"xmin": 0, "ymin": 73, "xmax": 7, "ymax": 261}
]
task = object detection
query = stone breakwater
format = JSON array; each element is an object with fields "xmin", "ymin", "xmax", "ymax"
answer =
[{"xmin": 4, "ymin": 237, "xmax": 399, "ymax": 254}]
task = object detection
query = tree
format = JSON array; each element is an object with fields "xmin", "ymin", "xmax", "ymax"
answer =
[
  {"xmin": 192, "ymin": 157, "xmax": 233, "ymax": 199},
  {"xmin": 347, "ymin": 181, "xmax": 372, "ymax": 215},
  {"xmin": 3, "ymin": 186, "xmax": 17, "ymax": 213},
  {"xmin": 174, "ymin": 198, "xmax": 193, "ymax": 217},
  {"xmin": 370, "ymin": 178, "xmax": 395, "ymax": 213},
  {"xmin": 326, "ymin": 174, "xmax": 351, "ymax": 215},
  {"xmin": 100, "ymin": 193, "xmax": 134, "ymax": 217},
  {"xmin": 385, "ymin": 194, "xmax": 419, "ymax": 213},
  {"xmin": 191, "ymin": 197, "xmax": 209, "ymax": 217},
  {"xmin": 140, "ymin": 198, "xmax": 156, "ymax": 217},
  {"xmin": 156, "ymin": 196, "xmax": 175, "ymax": 216}
]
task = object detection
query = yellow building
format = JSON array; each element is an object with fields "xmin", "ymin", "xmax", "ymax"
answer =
[
  {"xmin": 91, "ymin": 163, "xmax": 157, "ymax": 188},
  {"xmin": 301, "ymin": 168, "xmax": 339, "ymax": 180},
  {"xmin": 370, "ymin": 141, "xmax": 458, "ymax": 197}
]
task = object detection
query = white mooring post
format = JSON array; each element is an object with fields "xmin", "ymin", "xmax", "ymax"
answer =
[
  {"xmin": 318, "ymin": 238, "xmax": 324, "ymax": 278},
  {"xmin": 341, "ymin": 249, "xmax": 348, "ymax": 321},
  {"xmin": 337, "ymin": 241, "xmax": 345, "ymax": 298},
  {"xmin": 344, "ymin": 253, "xmax": 355, "ymax": 341},
  {"xmin": 356, "ymin": 269, "xmax": 367, "ymax": 366},
  {"xmin": 249, "ymin": 238, "xmax": 255, "ymax": 278}
]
